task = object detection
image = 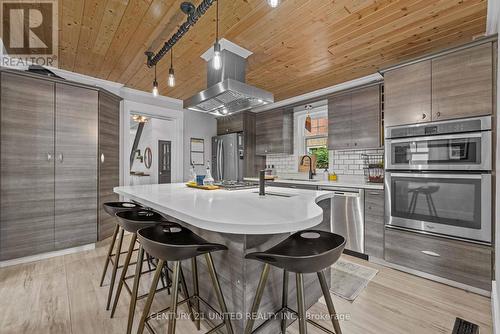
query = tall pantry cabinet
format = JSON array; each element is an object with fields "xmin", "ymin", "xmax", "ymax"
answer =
[{"xmin": 0, "ymin": 69, "xmax": 121, "ymax": 261}]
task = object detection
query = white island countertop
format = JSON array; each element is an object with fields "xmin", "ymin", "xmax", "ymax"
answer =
[{"xmin": 114, "ymin": 183, "xmax": 333, "ymax": 235}]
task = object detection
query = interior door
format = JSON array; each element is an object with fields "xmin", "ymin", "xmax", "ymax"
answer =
[
  {"xmin": 158, "ymin": 140, "xmax": 172, "ymax": 184},
  {"xmin": 55, "ymin": 83, "xmax": 98, "ymax": 249},
  {"xmin": 0, "ymin": 73, "xmax": 55, "ymax": 260}
]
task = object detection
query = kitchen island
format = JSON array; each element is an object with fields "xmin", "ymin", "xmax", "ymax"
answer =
[{"xmin": 114, "ymin": 183, "xmax": 334, "ymax": 333}]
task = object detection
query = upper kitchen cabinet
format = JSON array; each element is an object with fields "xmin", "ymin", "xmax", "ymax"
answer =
[
  {"xmin": 432, "ymin": 43, "xmax": 494, "ymax": 121},
  {"xmin": 217, "ymin": 112, "xmax": 244, "ymax": 134},
  {"xmin": 384, "ymin": 61, "xmax": 431, "ymax": 127},
  {"xmin": 328, "ymin": 84, "xmax": 382, "ymax": 150},
  {"xmin": 256, "ymin": 109, "xmax": 294, "ymax": 155},
  {"xmin": 384, "ymin": 40, "xmax": 496, "ymax": 127}
]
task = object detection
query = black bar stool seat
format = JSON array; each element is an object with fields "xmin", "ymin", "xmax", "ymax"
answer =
[
  {"xmin": 245, "ymin": 230, "xmax": 346, "ymax": 334},
  {"xmin": 111, "ymin": 210, "xmax": 179, "ymax": 334},
  {"xmin": 100, "ymin": 202, "xmax": 143, "ymax": 309},
  {"xmin": 103, "ymin": 201, "xmax": 142, "ymax": 216},
  {"xmin": 246, "ymin": 230, "xmax": 346, "ymax": 273},
  {"xmin": 136, "ymin": 223, "xmax": 234, "ymax": 334},
  {"xmin": 115, "ymin": 209, "xmax": 168, "ymax": 233},
  {"xmin": 138, "ymin": 223, "xmax": 227, "ymax": 261}
]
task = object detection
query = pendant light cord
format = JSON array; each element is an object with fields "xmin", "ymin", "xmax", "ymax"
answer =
[
  {"xmin": 170, "ymin": 48, "xmax": 173, "ymax": 69},
  {"xmin": 215, "ymin": 0, "xmax": 219, "ymax": 43}
]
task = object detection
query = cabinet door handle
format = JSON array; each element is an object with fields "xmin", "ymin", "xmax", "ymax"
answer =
[
  {"xmin": 100, "ymin": 153, "xmax": 105, "ymax": 163},
  {"xmin": 421, "ymin": 250, "xmax": 440, "ymax": 257},
  {"xmin": 58, "ymin": 153, "xmax": 64, "ymax": 163},
  {"xmin": 47, "ymin": 153, "xmax": 53, "ymax": 162},
  {"xmin": 369, "ymin": 192, "xmax": 381, "ymax": 195}
]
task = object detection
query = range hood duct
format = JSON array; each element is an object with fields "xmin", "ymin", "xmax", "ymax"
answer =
[{"xmin": 183, "ymin": 50, "xmax": 274, "ymax": 115}]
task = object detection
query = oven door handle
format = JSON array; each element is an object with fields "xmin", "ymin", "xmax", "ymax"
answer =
[
  {"xmin": 386, "ymin": 131, "xmax": 486, "ymax": 144},
  {"xmin": 387, "ymin": 172, "xmax": 484, "ymax": 179}
]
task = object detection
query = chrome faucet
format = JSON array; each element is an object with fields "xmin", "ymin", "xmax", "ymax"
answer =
[{"xmin": 300, "ymin": 155, "xmax": 315, "ymax": 180}]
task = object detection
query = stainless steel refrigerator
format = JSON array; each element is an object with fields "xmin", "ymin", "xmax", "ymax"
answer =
[{"xmin": 212, "ymin": 133, "xmax": 244, "ymax": 181}]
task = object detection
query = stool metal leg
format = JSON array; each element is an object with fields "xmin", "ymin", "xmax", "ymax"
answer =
[
  {"xmin": 99, "ymin": 224, "xmax": 119, "ymax": 287},
  {"xmin": 205, "ymin": 253, "xmax": 234, "ymax": 334},
  {"xmin": 126, "ymin": 244, "xmax": 144, "ymax": 334},
  {"xmin": 244, "ymin": 263, "xmax": 270, "ymax": 334},
  {"xmin": 178, "ymin": 264, "xmax": 195, "ymax": 324},
  {"xmin": 137, "ymin": 259, "xmax": 164, "ymax": 334},
  {"xmin": 191, "ymin": 257, "xmax": 201, "ymax": 330},
  {"xmin": 317, "ymin": 271, "xmax": 342, "ymax": 334},
  {"xmin": 167, "ymin": 261, "xmax": 181, "ymax": 334},
  {"xmin": 106, "ymin": 227, "xmax": 124, "ymax": 310},
  {"xmin": 111, "ymin": 233, "xmax": 137, "ymax": 318},
  {"xmin": 281, "ymin": 270, "xmax": 289, "ymax": 334},
  {"xmin": 296, "ymin": 273, "xmax": 307, "ymax": 334}
]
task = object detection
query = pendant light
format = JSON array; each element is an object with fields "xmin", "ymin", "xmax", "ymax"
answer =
[
  {"xmin": 168, "ymin": 48, "xmax": 175, "ymax": 87},
  {"xmin": 152, "ymin": 65, "xmax": 159, "ymax": 97},
  {"xmin": 267, "ymin": 0, "xmax": 280, "ymax": 8},
  {"xmin": 212, "ymin": 0, "xmax": 222, "ymax": 70}
]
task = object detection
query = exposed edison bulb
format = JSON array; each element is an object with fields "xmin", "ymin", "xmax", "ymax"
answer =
[
  {"xmin": 213, "ymin": 43, "xmax": 222, "ymax": 70},
  {"xmin": 267, "ymin": 0, "xmax": 280, "ymax": 8},
  {"xmin": 168, "ymin": 67, "xmax": 175, "ymax": 87},
  {"xmin": 152, "ymin": 80, "xmax": 159, "ymax": 97}
]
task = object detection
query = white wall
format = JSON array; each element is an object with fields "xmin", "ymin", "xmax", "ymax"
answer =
[{"xmin": 183, "ymin": 110, "xmax": 217, "ymax": 180}]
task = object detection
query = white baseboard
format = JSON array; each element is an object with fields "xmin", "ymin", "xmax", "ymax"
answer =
[
  {"xmin": 0, "ymin": 243, "xmax": 95, "ymax": 268},
  {"xmin": 493, "ymin": 281, "xmax": 500, "ymax": 334}
]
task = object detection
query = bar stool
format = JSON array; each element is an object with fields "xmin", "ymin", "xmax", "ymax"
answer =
[
  {"xmin": 136, "ymin": 222, "xmax": 234, "ymax": 334},
  {"xmin": 244, "ymin": 230, "xmax": 346, "ymax": 334},
  {"xmin": 101, "ymin": 202, "xmax": 142, "ymax": 310},
  {"xmin": 110, "ymin": 209, "xmax": 183, "ymax": 334}
]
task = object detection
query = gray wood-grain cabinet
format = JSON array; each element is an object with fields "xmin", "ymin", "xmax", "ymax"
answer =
[
  {"xmin": 328, "ymin": 84, "xmax": 381, "ymax": 150},
  {"xmin": 0, "ymin": 72, "xmax": 56, "ymax": 260},
  {"xmin": 255, "ymin": 109, "xmax": 294, "ymax": 155},
  {"xmin": 364, "ymin": 189, "xmax": 384, "ymax": 259},
  {"xmin": 0, "ymin": 69, "xmax": 121, "ymax": 260},
  {"xmin": 384, "ymin": 40, "xmax": 496, "ymax": 127},
  {"xmin": 385, "ymin": 228, "xmax": 492, "ymax": 291},
  {"xmin": 98, "ymin": 92, "xmax": 121, "ymax": 241}
]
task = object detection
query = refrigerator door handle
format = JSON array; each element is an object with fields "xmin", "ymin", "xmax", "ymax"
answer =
[
  {"xmin": 220, "ymin": 141, "xmax": 224, "ymax": 180},
  {"xmin": 218, "ymin": 140, "xmax": 222, "ymax": 180}
]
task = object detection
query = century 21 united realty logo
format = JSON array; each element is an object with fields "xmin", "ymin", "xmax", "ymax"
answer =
[{"xmin": 0, "ymin": 0, "xmax": 58, "ymax": 67}]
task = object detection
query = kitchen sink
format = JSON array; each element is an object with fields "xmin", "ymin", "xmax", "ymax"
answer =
[{"xmin": 281, "ymin": 178, "xmax": 321, "ymax": 182}]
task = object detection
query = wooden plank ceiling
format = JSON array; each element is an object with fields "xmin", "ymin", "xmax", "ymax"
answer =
[{"xmin": 59, "ymin": 0, "xmax": 488, "ymax": 102}]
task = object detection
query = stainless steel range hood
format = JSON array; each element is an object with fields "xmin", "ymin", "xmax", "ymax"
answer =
[{"xmin": 184, "ymin": 48, "xmax": 273, "ymax": 115}]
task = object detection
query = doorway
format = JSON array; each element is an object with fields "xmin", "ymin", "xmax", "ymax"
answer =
[{"xmin": 158, "ymin": 140, "xmax": 172, "ymax": 184}]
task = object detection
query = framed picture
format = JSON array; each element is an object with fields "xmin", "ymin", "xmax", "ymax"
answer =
[{"xmin": 190, "ymin": 138, "xmax": 204, "ymax": 165}]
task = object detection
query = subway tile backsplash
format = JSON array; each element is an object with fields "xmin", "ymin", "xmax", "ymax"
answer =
[
  {"xmin": 329, "ymin": 149, "xmax": 384, "ymax": 175},
  {"xmin": 265, "ymin": 149, "xmax": 384, "ymax": 176}
]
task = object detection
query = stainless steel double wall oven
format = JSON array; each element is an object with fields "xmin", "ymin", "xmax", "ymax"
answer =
[{"xmin": 385, "ymin": 116, "xmax": 492, "ymax": 244}]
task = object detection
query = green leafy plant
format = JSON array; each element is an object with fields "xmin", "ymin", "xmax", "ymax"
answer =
[{"xmin": 310, "ymin": 146, "xmax": 329, "ymax": 169}]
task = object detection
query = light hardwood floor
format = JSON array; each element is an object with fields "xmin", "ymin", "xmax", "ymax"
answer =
[{"xmin": 0, "ymin": 236, "xmax": 493, "ymax": 334}]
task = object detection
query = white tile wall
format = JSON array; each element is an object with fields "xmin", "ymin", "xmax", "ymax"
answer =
[
  {"xmin": 265, "ymin": 154, "xmax": 298, "ymax": 173},
  {"xmin": 265, "ymin": 148, "xmax": 384, "ymax": 176},
  {"xmin": 329, "ymin": 149, "xmax": 384, "ymax": 175}
]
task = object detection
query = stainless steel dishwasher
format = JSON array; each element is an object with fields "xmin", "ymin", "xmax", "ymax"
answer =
[{"xmin": 318, "ymin": 186, "xmax": 365, "ymax": 253}]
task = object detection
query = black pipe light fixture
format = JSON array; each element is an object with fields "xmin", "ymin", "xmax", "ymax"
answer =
[
  {"xmin": 168, "ymin": 48, "xmax": 176, "ymax": 87},
  {"xmin": 212, "ymin": 0, "xmax": 222, "ymax": 70}
]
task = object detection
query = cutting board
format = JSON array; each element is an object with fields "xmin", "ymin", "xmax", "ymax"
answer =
[{"xmin": 298, "ymin": 155, "xmax": 317, "ymax": 173}]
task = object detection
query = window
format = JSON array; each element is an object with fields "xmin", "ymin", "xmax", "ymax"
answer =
[{"xmin": 305, "ymin": 114, "xmax": 328, "ymax": 169}]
